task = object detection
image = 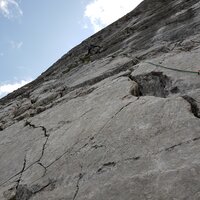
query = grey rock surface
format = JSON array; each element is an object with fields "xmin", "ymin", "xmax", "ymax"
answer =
[{"xmin": 1, "ymin": 0, "xmax": 200, "ymax": 199}]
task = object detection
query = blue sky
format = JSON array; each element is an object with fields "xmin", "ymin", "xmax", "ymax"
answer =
[{"xmin": 0, "ymin": 0, "xmax": 143, "ymax": 98}]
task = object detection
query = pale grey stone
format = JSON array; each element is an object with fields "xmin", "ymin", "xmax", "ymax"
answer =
[{"xmin": 0, "ymin": 0, "xmax": 200, "ymax": 199}]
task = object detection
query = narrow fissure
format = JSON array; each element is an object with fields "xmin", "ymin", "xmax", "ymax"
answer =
[{"xmin": 73, "ymin": 173, "xmax": 83, "ymax": 200}]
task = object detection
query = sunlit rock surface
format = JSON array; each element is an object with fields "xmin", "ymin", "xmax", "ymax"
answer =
[{"xmin": 0, "ymin": 0, "xmax": 200, "ymax": 199}]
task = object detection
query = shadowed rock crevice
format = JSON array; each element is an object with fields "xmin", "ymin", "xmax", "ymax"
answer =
[
  {"xmin": 130, "ymin": 72, "xmax": 178, "ymax": 98},
  {"xmin": 3, "ymin": 185, "xmax": 32, "ymax": 200},
  {"xmin": 15, "ymin": 185, "xmax": 33, "ymax": 200},
  {"xmin": 182, "ymin": 95, "xmax": 200, "ymax": 119}
]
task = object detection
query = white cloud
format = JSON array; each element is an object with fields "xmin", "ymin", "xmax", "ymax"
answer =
[
  {"xmin": 84, "ymin": 0, "xmax": 143, "ymax": 32},
  {"xmin": 0, "ymin": 0, "xmax": 23, "ymax": 18},
  {"xmin": 83, "ymin": 23, "xmax": 88, "ymax": 29},
  {"xmin": 9, "ymin": 40, "xmax": 23, "ymax": 49},
  {"xmin": 0, "ymin": 79, "xmax": 32, "ymax": 98}
]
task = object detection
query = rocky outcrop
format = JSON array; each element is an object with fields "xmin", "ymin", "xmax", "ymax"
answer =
[{"xmin": 1, "ymin": 0, "xmax": 200, "ymax": 199}]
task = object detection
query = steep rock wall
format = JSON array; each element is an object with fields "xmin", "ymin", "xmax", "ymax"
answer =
[{"xmin": 0, "ymin": 0, "xmax": 200, "ymax": 199}]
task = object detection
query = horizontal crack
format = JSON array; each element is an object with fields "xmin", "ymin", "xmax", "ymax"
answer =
[
  {"xmin": 124, "ymin": 156, "xmax": 141, "ymax": 162},
  {"xmin": 91, "ymin": 144, "xmax": 105, "ymax": 149}
]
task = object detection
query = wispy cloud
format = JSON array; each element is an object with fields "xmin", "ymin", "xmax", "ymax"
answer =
[
  {"xmin": 0, "ymin": 0, "xmax": 23, "ymax": 19},
  {"xmin": 0, "ymin": 79, "xmax": 32, "ymax": 98},
  {"xmin": 9, "ymin": 40, "xmax": 23, "ymax": 49},
  {"xmin": 84, "ymin": 0, "xmax": 143, "ymax": 32}
]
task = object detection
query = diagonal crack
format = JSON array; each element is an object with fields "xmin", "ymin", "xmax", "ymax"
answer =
[
  {"xmin": 92, "ymin": 101, "xmax": 134, "ymax": 140},
  {"xmin": 153, "ymin": 135, "xmax": 200, "ymax": 157},
  {"xmin": 113, "ymin": 102, "xmax": 133, "ymax": 116},
  {"xmin": 32, "ymin": 179, "xmax": 55, "ymax": 195},
  {"xmin": 45, "ymin": 139, "xmax": 80, "ymax": 169},
  {"xmin": 12, "ymin": 179, "xmax": 56, "ymax": 200}
]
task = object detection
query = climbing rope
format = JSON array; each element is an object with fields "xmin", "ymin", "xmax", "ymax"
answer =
[
  {"xmin": 133, "ymin": 56, "xmax": 200, "ymax": 75},
  {"xmin": 145, "ymin": 61, "xmax": 200, "ymax": 75}
]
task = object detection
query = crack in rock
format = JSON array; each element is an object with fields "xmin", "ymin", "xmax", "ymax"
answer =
[
  {"xmin": 38, "ymin": 162, "xmax": 47, "ymax": 177},
  {"xmin": 92, "ymin": 101, "xmax": 134, "ymax": 140},
  {"xmin": 96, "ymin": 157, "xmax": 141, "ymax": 175},
  {"xmin": 0, "ymin": 155, "xmax": 27, "ymax": 190},
  {"xmin": 182, "ymin": 95, "xmax": 200, "ymax": 118},
  {"xmin": 157, "ymin": 135, "xmax": 200, "ymax": 154},
  {"xmin": 91, "ymin": 144, "xmax": 105, "ymax": 149},
  {"xmin": 13, "ymin": 180, "xmax": 55, "ymax": 200},
  {"xmin": 20, "ymin": 121, "xmax": 50, "ymax": 174},
  {"xmin": 72, "ymin": 172, "xmax": 84, "ymax": 200},
  {"xmin": 0, "ymin": 59, "xmax": 138, "ymax": 132},
  {"xmin": 32, "ymin": 179, "xmax": 56, "ymax": 195},
  {"xmin": 95, "ymin": 135, "xmax": 200, "ymax": 175},
  {"xmin": 44, "ymin": 102, "xmax": 134, "ymax": 170},
  {"xmin": 24, "ymin": 121, "xmax": 49, "ymax": 137},
  {"xmin": 16, "ymin": 156, "xmax": 27, "ymax": 190},
  {"xmin": 24, "ymin": 121, "xmax": 50, "ymax": 163},
  {"xmin": 0, "ymin": 122, "xmax": 50, "ymax": 188},
  {"xmin": 97, "ymin": 162, "xmax": 116, "ymax": 173},
  {"xmin": 124, "ymin": 156, "xmax": 141, "ymax": 162}
]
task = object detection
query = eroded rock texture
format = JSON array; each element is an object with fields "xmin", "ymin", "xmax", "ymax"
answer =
[{"xmin": 1, "ymin": 0, "xmax": 200, "ymax": 199}]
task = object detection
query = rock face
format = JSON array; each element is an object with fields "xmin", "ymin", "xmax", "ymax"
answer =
[{"xmin": 1, "ymin": 0, "xmax": 200, "ymax": 199}]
